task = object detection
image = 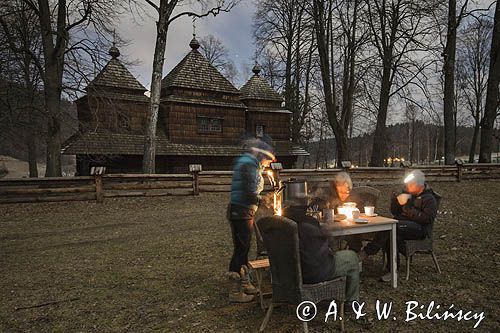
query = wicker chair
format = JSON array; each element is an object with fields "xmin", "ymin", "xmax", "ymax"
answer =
[
  {"xmin": 257, "ymin": 216, "xmax": 346, "ymax": 333},
  {"xmin": 350, "ymin": 186, "xmax": 381, "ymax": 246},
  {"xmin": 401, "ymin": 192, "xmax": 442, "ymax": 280},
  {"xmin": 350, "ymin": 186, "xmax": 381, "ymax": 207}
]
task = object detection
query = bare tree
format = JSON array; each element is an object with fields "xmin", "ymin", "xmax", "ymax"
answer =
[
  {"xmin": 199, "ymin": 34, "xmax": 238, "ymax": 84},
  {"xmin": 253, "ymin": 0, "xmax": 315, "ymax": 143},
  {"xmin": 363, "ymin": 0, "xmax": 436, "ymax": 166},
  {"xmin": 442, "ymin": 0, "xmax": 471, "ymax": 165},
  {"xmin": 257, "ymin": 48, "xmax": 283, "ymax": 91},
  {"xmin": 142, "ymin": 0, "xmax": 238, "ymax": 174},
  {"xmin": 1, "ymin": 0, "xmax": 125, "ymax": 176},
  {"xmin": 456, "ymin": 17, "xmax": 492, "ymax": 162},
  {"xmin": 310, "ymin": 0, "xmax": 368, "ymax": 165},
  {"xmin": 479, "ymin": 0, "xmax": 500, "ymax": 162},
  {"xmin": 0, "ymin": 0, "xmax": 43, "ymax": 177}
]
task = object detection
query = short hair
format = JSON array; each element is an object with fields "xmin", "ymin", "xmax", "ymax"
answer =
[
  {"xmin": 332, "ymin": 172, "xmax": 353, "ymax": 190},
  {"xmin": 404, "ymin": 169, "xmax": 425, "ymax": 186}
]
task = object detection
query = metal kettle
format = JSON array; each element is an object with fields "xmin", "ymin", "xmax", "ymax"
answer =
[{"xmin": 282, "ymin": 179, "xmax": 308, "ymax": 204}]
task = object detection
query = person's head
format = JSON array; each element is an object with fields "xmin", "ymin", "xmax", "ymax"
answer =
[
  {"xmin": 246, "ymin": 138, "xmax": 275, "ymax": 167},
  {"xmin": 331, "ymin": 172, "xmax": 353, "ymax": 202},
  {"xmin": 404, "ymin": 170, "xmax": 425, "ymax": 195}
]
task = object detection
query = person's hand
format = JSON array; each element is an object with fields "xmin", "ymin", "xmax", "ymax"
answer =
[{"xmin": 397, "ymin": 193, "xmax": 412, "ymax": 206}]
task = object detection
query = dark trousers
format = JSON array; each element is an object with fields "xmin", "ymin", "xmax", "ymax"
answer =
[
  {"xmin": 364, "ymin": 220, "xmax": 427, "ymax": 269},
  {"xmin": 229, "ymin": 218, "xmax": 254, "ymax": 273},
  {"xmin": 346, "ymin": 234, "xmax": 364, "ymax": 252}
]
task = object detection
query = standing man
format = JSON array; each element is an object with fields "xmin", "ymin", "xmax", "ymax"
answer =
[{"xmin": 226, "ymin": 139, "xmax": 275, "ymax": 302}]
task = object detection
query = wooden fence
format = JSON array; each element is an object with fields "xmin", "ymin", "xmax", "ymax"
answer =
[{"xmin": 1, "ymin": 163, "xmax": 499, "ymax": 204}]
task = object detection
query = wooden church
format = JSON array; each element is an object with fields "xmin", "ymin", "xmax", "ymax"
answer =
[{"xmin": 62, "ymin": 37, "xmax": 308, "ymax": 174}]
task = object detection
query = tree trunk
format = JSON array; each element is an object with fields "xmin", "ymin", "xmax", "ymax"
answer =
[
  {"xmin": 479, "ymin": 1, "xmax": 500, "ymax": 162},
  {"xmin": 341, "ymin": 0, "xmax": 359, "ymax": 133},
  {"xmin": 143, "ymin": 1, "xmax": 170, "ymax": 174},
  {"xmin": 27, "ymin": 111, "xmax": 38, "ymax": 178},
  {"xmin": 45, "ymin": 104, "xmax": 62, "ymax": 177},
  {"xmin": 283, "ymin": 3, "xmax": 294, "ymax": 114},
  {"xmin": 38, "ymin": 0, "xmax": 66, "ymax": 177},
  {"xmin": 469, "ymin": 120, "xmax": 480, "ymax": 162},
  {"xmin": 443, "ymin": 0, "xmax": 457, "ymax": 165},
  {"xmin": 42, "ymin": 56, "xmax": 63, "ymax": 178},
  {"xmin": 291, "ymin": 6, "xmax": 302, "ymax": 143},
  {"xmin": 313, "ymin": 0, "xmax": 348, "ymax": 166},
  {"xmin": 370, "ymin": 58, "xmax": 391, "ymax": 166}
]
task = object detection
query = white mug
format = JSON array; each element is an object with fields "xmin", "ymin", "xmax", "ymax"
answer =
[{"xmin": 364, "ymin": 206, "xmax": 375, "ymax": 216}]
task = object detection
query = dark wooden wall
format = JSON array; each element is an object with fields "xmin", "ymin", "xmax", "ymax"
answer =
[
  {"xmin": 246, "ymin": 111, "xmax": 291, "ymax": 141},
  {"xmin": 166, "ymin": 103, "xmax": 246, "ymax": 145},
  {"xmin": 77, "ymin": 96, "xmax": 148, "ymax": 134}
]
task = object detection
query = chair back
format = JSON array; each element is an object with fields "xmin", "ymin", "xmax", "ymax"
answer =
[
  {"xmin": 351, "ymin": 186, "xmax": 381, "ymax": 207},
  {"xmin": 433, "ymin": 191, "xmax": 442, "ymax": 210},
  {"xmin": 257, "ymin": 215, "xmax": 303, "ymax": 305},
  {"xmin": 426, "ymin": 191, "xmax": 442, "ymax": 238}
]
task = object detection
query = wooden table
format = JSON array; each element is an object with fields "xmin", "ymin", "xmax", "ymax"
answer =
[{"xmin": 321, "ymin": 215, "xmax": 399, "ymax": 288}]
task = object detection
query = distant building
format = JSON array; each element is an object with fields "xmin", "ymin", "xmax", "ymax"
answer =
[{"xmin": 62, "ymin": 37, "xmax": 308, "ymax": 174}]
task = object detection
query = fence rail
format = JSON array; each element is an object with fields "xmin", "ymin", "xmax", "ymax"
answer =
[{"xmin": 1, "ymin": 163, "xmax": 499, "ymax": 204}]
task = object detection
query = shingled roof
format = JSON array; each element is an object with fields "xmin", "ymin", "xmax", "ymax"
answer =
[
  {"xmin": 86, "ymin": 46, "xmax": 147, "ymax": 93},
  {"xmin": 239, "ymin": 64, "xmax": 283, "ymax": 102},
  {"xmin": 62, "ymin": 131, "xmax": 309, "ymax": 157},
  {"xmin": 161, "ymin": 37, "xmax": 239, "ymax": 95}
]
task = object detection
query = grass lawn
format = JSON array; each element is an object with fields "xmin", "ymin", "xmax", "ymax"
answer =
[{"xmin": 1, "ymin": 180, "xmax": 499, "ymax": 332}]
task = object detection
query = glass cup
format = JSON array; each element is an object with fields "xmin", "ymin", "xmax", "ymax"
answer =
[{"xmin": 323, "ymin": 209, "xmax": 334, "ymax": 222}]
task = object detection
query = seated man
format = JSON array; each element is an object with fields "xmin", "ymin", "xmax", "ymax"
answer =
[
  {"xmin": 310, "ymin": 172, "xmax": 363, "ymax": 212},
  {"xmin": 283, "ymin": 198, "xmax": 360, "ymax": 303},
  {"xmin": 361, "ymin": 170, "xmax": 438, "ymax": 282},
  {"xmin": 310, "ymin": 172, "xmax": 365, "ymax": 253}
]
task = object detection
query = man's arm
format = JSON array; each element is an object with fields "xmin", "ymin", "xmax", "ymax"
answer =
[
  {"xmin": 401, "ymin": 194, "xmax": 437, "ymax": 225},
  {"xmin": 390, "ymin": 193, "xmax": 402, "ymax": 217}
]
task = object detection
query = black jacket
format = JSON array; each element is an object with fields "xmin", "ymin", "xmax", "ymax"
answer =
[
  {"xmin": 284, "ymin": 207, "xmax": 335, "ymax": 284},
  {"xmin": 390, "ymin": 184, "xmax": 438, "ymax": 236}
]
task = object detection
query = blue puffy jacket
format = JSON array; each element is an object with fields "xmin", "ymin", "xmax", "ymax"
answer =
[{"xmin": 230, "ymin": 153, "xmax": 264, "ymax": 211}]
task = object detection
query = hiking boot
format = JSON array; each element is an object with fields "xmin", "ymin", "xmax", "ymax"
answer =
[
  {"xmin": 228, "ymin": 271, "xmax": 254, "ymax": 303},
  {"xmin": 380, "ymin": 272, "xmax": 392, "ymax": 283},
  {"xmin": 240, "ymin": 265, "xmax": 259, "ymax": 295}
]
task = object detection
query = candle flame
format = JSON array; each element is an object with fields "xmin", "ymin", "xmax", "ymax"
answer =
[
  {"xmin": 266, "ymin": 170, "xmax": 276, "ymax": 188},
  {"xmin": 273, "ymin": 191, "xmax": 282, "ymax": 216}
]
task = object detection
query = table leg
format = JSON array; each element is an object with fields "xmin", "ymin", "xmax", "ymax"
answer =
[{"xmin": 390, "ymin": 224, "xmax": 397, "ymax": 288}]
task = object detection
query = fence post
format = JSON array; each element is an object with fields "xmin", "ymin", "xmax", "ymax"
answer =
[
  {"xmin": 455, "ymin": 159, "xmax": 464, "ymax": 182},
  {"xmin": 95, "ymin": 174, "xmax": 104, "ymax": 203},
  {"xmin": 189, "ymin": 164, "xmax": 202, "ymax": 196},
  {"xmin": 91, "ymin": 166, "xmax": 106, "ymax": 203}
]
